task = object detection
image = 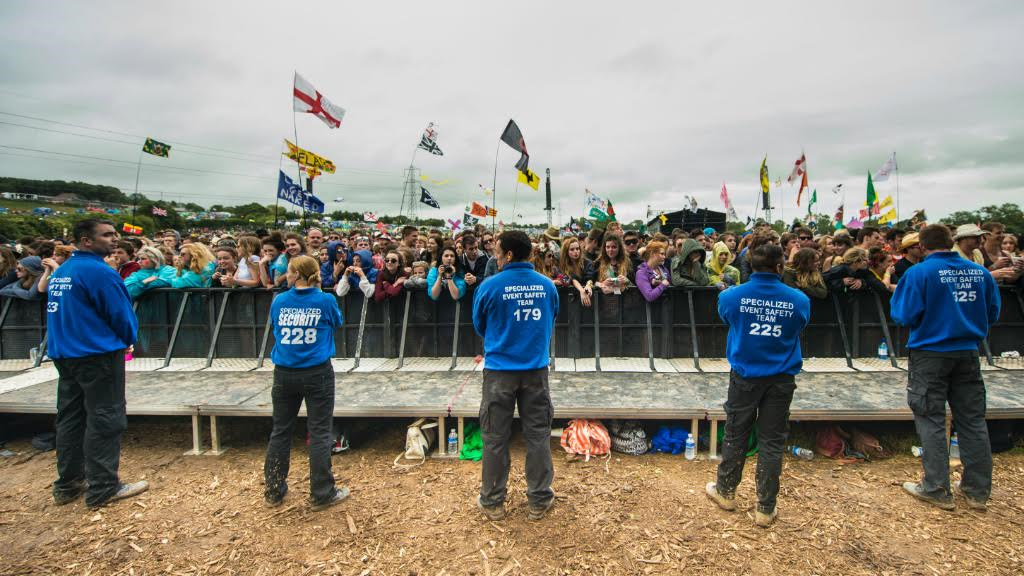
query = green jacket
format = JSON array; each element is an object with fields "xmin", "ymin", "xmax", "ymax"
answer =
[{"xmin": 670, "ymin": 239, "xmax": 710, "ymax": 287}]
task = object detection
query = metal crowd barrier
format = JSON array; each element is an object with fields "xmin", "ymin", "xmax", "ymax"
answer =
[{"xmin": 2, "ymin": 285, "xmax": 1022, "ymax": 368}]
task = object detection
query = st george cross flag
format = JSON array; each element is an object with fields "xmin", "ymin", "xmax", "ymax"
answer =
[
  {"xmin": 874, "ymin": 152, "xmax": 897, "ymax": 182},
  {"xmin": 417, "ymin": 122, "xmax": 443, "ymax": 156},
  {"xmin": 499, "ymin": 119, "xmax": 529, "ymax": 173},
  {"xmin": 362, "ymin": 211, "xmax": 377, "ymax": 222},
  {"xmin": 796, "ymin": 170, "xmax": 809, "ymax": 206},
  {"xmin": 420, "ymin": 186, "xmax": 440, "ymax": 209},
  {"xmin": 151, "ymin": 206, "xmax": 168, "ymax": 217},
  {"xmin": 293, "ymin": 72, "xmax": 345, "ymax": 129},
  {"xmin": 446, "ymin": 218, "xmax": 462, "ymax": 233}
]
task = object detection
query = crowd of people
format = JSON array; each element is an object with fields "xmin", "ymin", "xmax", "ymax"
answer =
[{"xmin": 1, "ymin": 219, "xmax": 1021, "ymax": 305}]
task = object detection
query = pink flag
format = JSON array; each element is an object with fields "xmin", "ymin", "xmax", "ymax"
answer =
[
  {"xmin": 720, "ymin": 182, "xmax": 731, "ymax": 210},
  {"xmin": 293, "ymin": 72, "xmax": 346, "ymax": 129}
]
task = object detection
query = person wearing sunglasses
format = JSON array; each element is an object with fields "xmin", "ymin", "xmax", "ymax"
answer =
[
  {"xmin": 374, "ymin": 251, "xmax": 408, "ymax": 303},
  {"xmin": 622, "ymin": 230, "xmax": 643, "ymax": 284}
]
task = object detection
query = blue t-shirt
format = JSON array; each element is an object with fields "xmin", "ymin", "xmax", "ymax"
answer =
[
  {"xmin": 890, "ymin": 251, "xmax": 1000, "ymax": 352},
  {"xmin": 269, "ymin": 254, "xmax": 289, "ymax": 284},
  {"xmin": 472, "ymin": 261, "xmax": 559, "ymax": 371},
  {"xmin": 717, "ymin": 272, "xmax": 811, "ymax": 378},
  {"xmin": 270, "ymin": 287, "xmax": 343, "ymax": 368}
]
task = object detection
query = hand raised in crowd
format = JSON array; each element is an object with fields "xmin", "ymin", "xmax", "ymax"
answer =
[
  {"xmin": 104, "ymin": 254, "xmax": 118, "ymax": 269},
  {"xmin": 221, "ymin": 272, "xmax": 237, "ymax": 287},
  {"xmin": 464, "ymin": 272, "xmax": 477, "ymax": 286},
  {"xmin": 350, "ymin": 266, "xmax": 365, "ymax": 278},
  {"xmin": 41, "ymin": 257, "xmax": 59, "ymax": 271},
  {"xmin": 394, "ymin": 276, "xmax": 407, "ymax": 286}
]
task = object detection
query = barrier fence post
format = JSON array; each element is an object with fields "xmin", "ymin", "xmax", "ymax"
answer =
[
  {"xmin": 851, "ymin": 294, "xmax": 862, "ymax": 358},
  {"xmin": 593, "ymin": 291, "xmax": 601, "ymax": 372},
  {"xmin": 33, "ymin": 333, "xmax": 47, "ymax": 368},
  {"xmin": 0, "ymin": 298, "xmax": 11, "ymax": 359},
  {"xmin": 687, "ymin": 290, "xmax": 701, "ymax": 372},
  {"xmin": 645, "ymin": 301, "xmax": 655, "ymax": 371},
  {"xmin": 831, "ymin": 293, "xmax": 855, "ymax": 369},
  {"xmin": 353, "ymin": 295, "xmax": 369, "ymax": 369},
  {"xmin": 256, "ymin": 301, "xmax": 273, "ymax": 369},
  {"xmin": 162, "ymin": 292, "xmax": 191, "ymax": 369},
  {"xmin": 205, "ymin": 291, "xmax": 231, "ymax": 369},
  {"xmin": 981, "ymin": 339, "xmax": 996, "ymax": 367},
  {"xmin": 872, "ymin": 292, "xmax": 900, "ymax": 369},
  {"xmin": 397, "ymin": 291, "xmax": 411, "ymax": 369},
  {"xmin": 449, "ymin": 303, "xmax": 460, "ymax": 370},
  {"xmin": 568, "ymin": 292, "xmax": 581, "ymax": 358}
]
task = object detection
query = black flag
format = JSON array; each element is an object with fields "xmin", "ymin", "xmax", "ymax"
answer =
[
  {"xmin": 499, "ymin": 119, "xmax": 529, "ymax": 173},
  {"xmin": 420, "ymin": 186, "xmax": 440, "ymax": 209}
]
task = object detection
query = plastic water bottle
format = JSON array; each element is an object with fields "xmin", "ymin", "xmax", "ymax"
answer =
[
  {"xmin": 877, "ymin": 339, "xmax": 889, "ymax": 360},
  {"xmin": 447, "ymin": 429, "xmax": 458, "ymax": 456},
  {"xmin": 911, "ymin": 446, "xmax": 924, "ymax": 457},
  {"xmin": 684, "ymin": 434, "xmax": 696, "ymax": 461},
  {"xmin": 787, "ymin": 446, "xmax": 814, "ymax": 460},
  {"xmin": 949, "ymin": 434, "xmax": 960, "ymax": 460}
]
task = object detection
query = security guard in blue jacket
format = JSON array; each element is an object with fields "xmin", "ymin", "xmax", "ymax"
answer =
[
  {"xmin": 891, "ymin": 224, "xmax": 1000, "ymax": 511},
  {"xmin": 706, "ymin": 243, "xmax": 810, "ymax": 527},
  {"xmin": 47, "ymin": 219, "xmax": 148, "ymax": 509},
  {"xmin": 472, "ymin": 230, "xmax": 559, "ymax": 521}
]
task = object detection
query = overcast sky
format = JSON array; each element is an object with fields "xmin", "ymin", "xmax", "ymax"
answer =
[{"xmin": 1, "ymin": 1, "xmax": 1022, "ymax": 226}]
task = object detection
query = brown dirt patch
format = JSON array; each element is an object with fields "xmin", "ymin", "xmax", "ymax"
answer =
[{"xmin": 2, "ymin": 420, "xmax": 1024, "ymax": 575}]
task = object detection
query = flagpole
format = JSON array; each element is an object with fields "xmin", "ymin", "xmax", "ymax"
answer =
[
  {"xmin": 292, "ymin": 110, "xmax": 306, "ymax": 230},
  {"xmin": 491, "ymin": 141, "xmax": 500, "ymax": 232},
  {"xmin": 894, "ymin": 152, "xmax": 900, "ymax": 224},
  {"xmin": 131, "ymin": 148, "xmax": 143, "ymax": 226},
  {"xmin": 274, "ymin": 143, "xmax": 284, "ymax": 228}
]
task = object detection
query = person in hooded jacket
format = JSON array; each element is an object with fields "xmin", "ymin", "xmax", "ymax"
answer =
[
  {"xmin": 707, "ymin": 241, "xmax": 741, "ymax": 289},
  {"xmin": 319, "ymin": 240, "xmax": 345, "ymax": 290},
  {"xmin": 670, "ymin": 238, "xmax": 711, "ymax": 287},
  {"xmin": 334, "ymin": 249, "xmax": 376, "ymax": 299}
]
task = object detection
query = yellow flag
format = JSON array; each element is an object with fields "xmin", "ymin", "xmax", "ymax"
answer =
[
  {"xmin": 659, "ymin": 214, "xmax": 667, "ymax": 225},
  {"xmin": 878, "ymin": 207, "xmax": 898, "ymax": 224},
  {"xmin": 880, "ymin": 195, "xmax": 893, "ymax": 209},
  {"xmin": 517, "ymin": 168, "xmax": 540, "ymax": 191},
  {"xmin": 283, "ymin": 139, "xmax": 336, "ymax": 174}
]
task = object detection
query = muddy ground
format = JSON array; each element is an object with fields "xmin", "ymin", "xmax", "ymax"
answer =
[{"xmin": 1, "ymin": 418, "xmax": 1023, "ymax": 575}]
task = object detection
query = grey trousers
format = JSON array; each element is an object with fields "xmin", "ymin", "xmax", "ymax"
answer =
[
  {"xmin": 908, "ymin": 349, "xmax": 992, "ymax": 502},
  {"xmin": 478, "ymin": 368, "xmax": 554, "ymax": 508}
]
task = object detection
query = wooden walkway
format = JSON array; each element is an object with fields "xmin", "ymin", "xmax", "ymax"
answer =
[{"xmin": 1, "ymin": 357, "xmax": 1022, "ymax": 456}]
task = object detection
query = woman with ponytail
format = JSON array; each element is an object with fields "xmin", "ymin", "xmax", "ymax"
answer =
[{"xmin": 264, "ymin": 255, "xmax": 349, "ymax": 511}]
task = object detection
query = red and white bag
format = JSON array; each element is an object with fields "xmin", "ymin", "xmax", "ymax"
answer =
[{"xmin": 560, "ymin": 419, "xmax": 611, "ymax": 461}]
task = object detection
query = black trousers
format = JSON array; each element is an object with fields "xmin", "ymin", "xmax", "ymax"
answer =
[
  {"xmin": 479, "ymin": 368, "xmax": 554, "ymax": 508},
  {"xmin": 264, "ymin": 361, "xmax": 337, "ymax": 504},
  {"xmin": 908, "ymin": 349, "xmax": 992, "ymax": 502},
  {"xmin": 54, "ymin": 350, "xmax": 127, "ymax": 507},
  {"xmin": 715, "ymin": 371, "xmax": 796, "ymax": 513}
]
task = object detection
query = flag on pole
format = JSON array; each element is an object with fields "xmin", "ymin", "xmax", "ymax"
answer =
[
  {"xmin": 121, "ymin": 223, "xmax": 143, "ymax": 235},
  {"xmin": 142, "ymin": 137, "xmax": 170, "ymax": 158},
  {"xmin": 151, "ymin": 206, "xmax": 168, "ymax": 217},
  {"xmin": 446, "ymin": 218, "xmax": 462, "ymax": 232},
  {"xmin": 499, "ymin": 119, "xmax": 529, "ymax": 173},
  {"xmin": 293, "ymin": 72, "xmax": 345, "ymax": 129},
  {"xmin": 417, "ymin": 122, "xmax": 443, "ymax": 156},
  {"xmin": 866, "ymin": 172, "xmax": 877, "ymax": 217},
  {"xmin": 486, "ymin": 205, "xmax": 498, "ymax": 217},
  {"xmin": 787, "ymin": 153, "xmax": 806, "ymax": 184},
  {"xmin": 796, "ymin": 170, "xmax": 809, "ymax": 206},
  {"xmin": 759, "ymin": 156, "xmax": 771, "ymax": 209},
  {"xmin": 878, "ymin": 208, "xmax": 898, "ymax": 225},
  {"xmin": 470, "ymin": 201, "xmax": 488, "ymax": 217},
  {"xmin": 463, "ymin": 213, "xmax": 480, "ymax": 227},
  {"xmin": 659, "ymin": 213, "xmax": 668, "ymax": 225},
  {"xmin": 362, "ymin": 211, "xmax": 377, "ymax": 222},
  {"xmin": 517, "ymin": 168, "xmax": 540, "ymax": 190},
  {"xmin": 879, "ymin": 195, "xmax": 893, "ymax": 210},
  {"xmin": 834, "ymin": 204, "xmax": 845, "ymax": 229},
  {"xmin": 874, "ymin": 152, "xmax": 898, "ymax": 182},
  {"xmin": 277, "ymin": 171, "xmax": 325, "ymax": 213},
  {"xmin": 808, "ymin": 189, "xmax": 817, "ymax": 212},
  {"xmin": 831, "ymin": 183, "xmax": 843, "ymax": 195},
  {"xmin": 720, "ymin": 182, "xmax": 731, "ymax": 211},
  {"xmin": 419, "ymin": 187, "xmax": 440, "ymax": 209}
]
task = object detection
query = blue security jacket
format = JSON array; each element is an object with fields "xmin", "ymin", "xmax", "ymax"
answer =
[
  {"xmin": 717, "ymin": 272, "xmax": 811, "ymax": 378},
  {"xmin": 270, "ymin": 287, "xmax": 343, "ymax": 368},
  {"xmin": 46, "ymin": 251, "xmax": 138, "ymax": 359},
  {"xmin": 472, "ymin": 261, "xmax": 559, "ymax": 371},
  {"xmin": 890, "ymin": 251, "xmax": 1000, "ymax": 352}
]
